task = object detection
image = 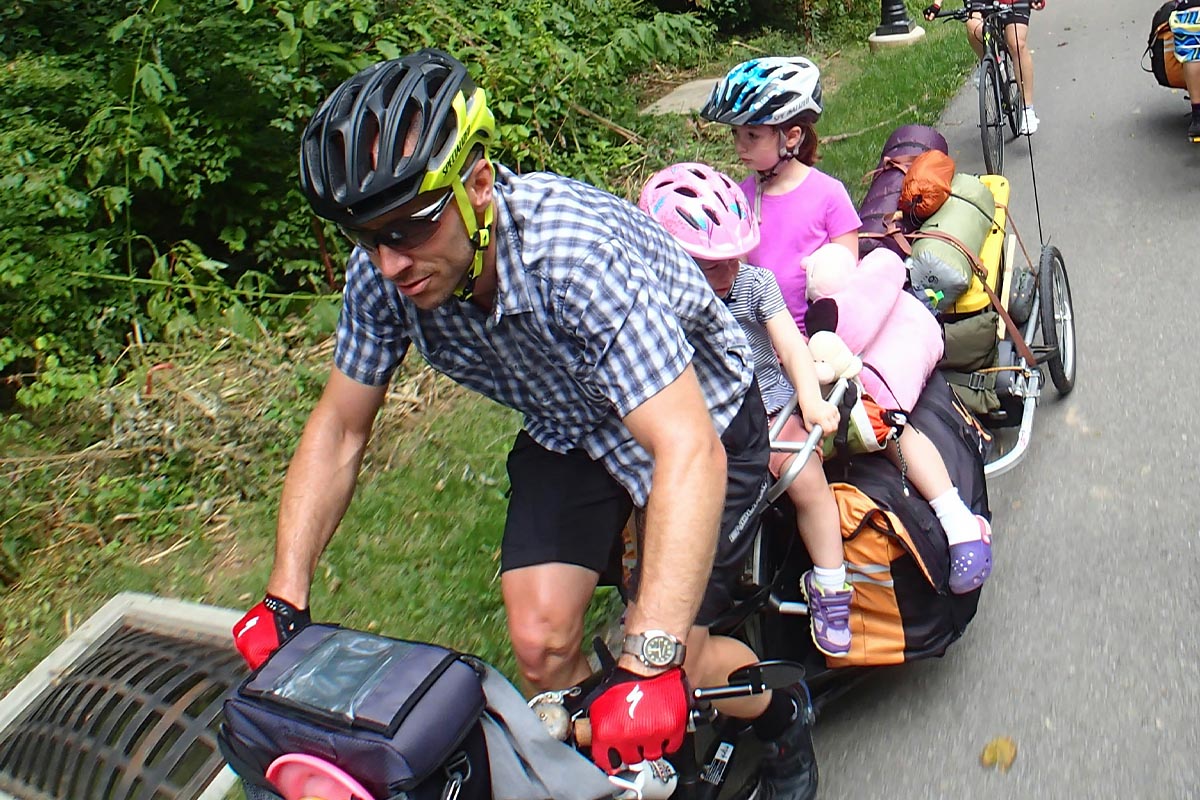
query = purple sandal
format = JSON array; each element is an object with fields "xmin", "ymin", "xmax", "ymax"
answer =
[{"xmin": 949, "ymin": 515, "xmax": 992, "ymax": 594}]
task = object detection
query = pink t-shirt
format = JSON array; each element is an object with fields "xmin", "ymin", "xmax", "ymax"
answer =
[{"xmin": 740, "ymin": 168, "xmax": 861, "ymax": 332}]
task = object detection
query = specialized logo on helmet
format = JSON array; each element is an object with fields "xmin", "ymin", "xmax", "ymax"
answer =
[{"xmin": 436, "ymin": 94, "xmax": 474, "ymax": 181}]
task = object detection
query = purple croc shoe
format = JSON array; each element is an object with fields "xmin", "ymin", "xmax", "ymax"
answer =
[{"xmin": 949, "ymin": 515, "xmax": 992, "ymax": 594}]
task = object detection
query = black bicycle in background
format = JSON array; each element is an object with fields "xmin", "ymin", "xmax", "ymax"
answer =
[{"xmin": 932, "ymin": 1, "xmax": 1024, "ymax": 174}]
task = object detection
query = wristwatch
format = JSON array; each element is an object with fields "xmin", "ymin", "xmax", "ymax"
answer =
[{"xmin": 622, "ymin": 630, "xmax": 686, "ymax": 669}]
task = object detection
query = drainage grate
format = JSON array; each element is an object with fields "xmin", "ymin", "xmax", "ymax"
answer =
[{"xmin": 0, "ymin": 610, "xmax": 247, "ymax": 800}]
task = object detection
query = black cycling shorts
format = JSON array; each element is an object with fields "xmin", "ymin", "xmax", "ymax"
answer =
[
  {"xmin": 501, "ymin": 379, "xmax": 770, "ymax": 627},
  {"xmin": 968, "ymin": 0, "xmax": 1031, "ymax": 26}
]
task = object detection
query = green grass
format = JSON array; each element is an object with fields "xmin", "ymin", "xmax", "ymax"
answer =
[
  {"xmin": 1, "ymin": 11, "xmax": 975, "ymax": 699},
  {"xmin": 613, "ymin": 3, "xmax": 975, "ymax": 202}
]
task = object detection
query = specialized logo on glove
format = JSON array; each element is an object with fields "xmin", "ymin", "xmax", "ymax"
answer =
[
  {"xmin": 625, "ymin": 683, "xmax": 644, "ymax": 719},
  {"xmin": 588, "ymin": 668, "xmax": 688, "ymax": 773}
]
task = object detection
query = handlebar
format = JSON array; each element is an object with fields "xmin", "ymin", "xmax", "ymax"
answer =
[
  {"xmin": 532, "ymin": 661, "xmax": 806, "ymax": 800},
  {"xmin": 927, "ymin": 0, "xmax": 1025, "ymax": 22},
  {"xmin": 570, "ymin": 675, "xmax": 786, "ymax": 747},
  {"xmin": 766, "ymin": 378, "xmax": 849, "ymax": 504}
]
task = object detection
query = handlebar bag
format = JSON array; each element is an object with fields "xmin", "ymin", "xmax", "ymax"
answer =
[{"xmin": 219, "ymin": 624, "xmax": 490, "ymax": 800}]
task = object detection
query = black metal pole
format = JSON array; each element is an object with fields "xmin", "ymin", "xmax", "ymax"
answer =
[{"xmin": 875, "ymin": 0, "xmax": 915, "ymax": 36}]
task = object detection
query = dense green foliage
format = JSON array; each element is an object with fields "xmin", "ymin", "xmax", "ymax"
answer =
[
  {"xmin": 1, "ymin": 0, "xmax": 974, "ymax": 695},
  {"xmin": 0, "ymin": 0, "xmax": 714, "ymax": 408}
]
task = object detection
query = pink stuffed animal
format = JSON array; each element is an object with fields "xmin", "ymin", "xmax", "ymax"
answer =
[{"xmin": 802, "ymin": 244, "xmax": 943, "ymax": 412}]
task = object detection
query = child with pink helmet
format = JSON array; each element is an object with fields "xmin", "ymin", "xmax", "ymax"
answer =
[{"xmin": 639, "ymin": 162, "xmax": 853, "ymax": 659}]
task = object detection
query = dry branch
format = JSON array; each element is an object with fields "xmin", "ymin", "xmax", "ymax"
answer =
[
  {"xmin": 823, "ymin": 106, "xmax": 918, "ymax": 143},
  {"xmin": 569, "ymin": 102, "xmax": 644, "ymax": 145}
]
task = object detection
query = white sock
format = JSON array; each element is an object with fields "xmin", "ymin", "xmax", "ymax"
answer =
[
  {"xmin": 929, "ymin": 488, "xmax": 981, "ymax": 546},
  {"xmin": 813, "ymin": 564, "xmax": 847, "ymax": 592}
]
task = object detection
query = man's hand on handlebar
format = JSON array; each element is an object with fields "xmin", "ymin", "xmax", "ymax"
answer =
[
  {"xmin": 587, "ymin": 667, "xmax": 689, "ymax": 773},
  {"xmin": 232, "ymin": 594, "xmax": 311, "ymax": 669},
  {"xmin": 922, "ymin": 1, "xmax": 942, "ymax": 20}
]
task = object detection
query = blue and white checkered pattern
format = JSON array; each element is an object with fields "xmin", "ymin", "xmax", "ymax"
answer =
[{"xmin": 334, "ymin": 166, "xmax": 754, "ymax": 505}]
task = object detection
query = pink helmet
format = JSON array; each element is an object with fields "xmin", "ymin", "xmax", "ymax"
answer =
[{"xmin": 638, "ymin": 162, "xmax": 760, "ymax": 261}]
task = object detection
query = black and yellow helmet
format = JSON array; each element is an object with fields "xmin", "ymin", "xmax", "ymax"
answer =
[{"xmin": 299, "ymin": 48, "xmax": 495, "ymax": 228}]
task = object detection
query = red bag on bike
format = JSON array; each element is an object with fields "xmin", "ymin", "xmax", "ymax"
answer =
[{"xmin": 898, "ymin": 150, "xmax": 956, "ymax": 220}]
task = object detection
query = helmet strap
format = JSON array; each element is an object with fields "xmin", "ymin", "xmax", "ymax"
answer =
[
  {"xmin": 451, "ymin": 177, "xmax": 495, "ymax": 302},
  {"xmin": 756, "ymin": 129, "xmax": 796, "ymax": 185}
]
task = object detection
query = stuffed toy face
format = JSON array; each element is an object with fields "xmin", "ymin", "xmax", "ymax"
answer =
[{"xmin": 803, "ymin": 243, "xmax": 858, "ymax": 301}]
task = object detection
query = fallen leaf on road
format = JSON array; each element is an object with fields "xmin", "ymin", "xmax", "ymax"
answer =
[{"xmin": 980, "ymin": 736, "xmax": 1018, "ymax": 772}]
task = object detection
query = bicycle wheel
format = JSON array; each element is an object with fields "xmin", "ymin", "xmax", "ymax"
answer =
[
  {"xmin": 977, "ymin": 56, "xmax": 1004, "ymax": 174},
  {"xmin": 998, "ymin": 48, "xmax": 1021, "ymax": 137},
  {"xmin": 1037, "ymin": 245, "xmax": 1076, "ymax": 395}
]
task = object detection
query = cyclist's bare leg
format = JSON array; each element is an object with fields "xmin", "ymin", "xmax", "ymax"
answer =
[
  {"xmin": 687, "ymin": 627, "xmax": 771, "ymax": 719},
  {"xmin": 966, "ymin": 13, "xmax": 986, "ymax": 59},
  {"xmin": 1185, "ymin": 61, "xmax": 1200, "ymax": 103},
  {"xmin": 1005, "ymin": 22, "xmax": 1035, "ymax": 105},
  {"xmin": 1186, "ymin": 62, "xmax": 1200, "ymax": 140},
  {"xmin": 782, "ymin": 453, "xmax": 843, "ymax": 570},
  {"xmin": 502, "ymin": 562, "xmax": 599, "ymax": 691}
]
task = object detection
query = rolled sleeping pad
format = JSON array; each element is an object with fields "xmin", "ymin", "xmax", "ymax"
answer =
[
  {"xmin": 907, "ymin": 174, "xmax": 996, "ymax": 307},
  {"xmin": 952, "ymin": 173, "xmax": 1010, "ymax": 314},
  {"xmin": 857, "ymin": 124, "xmax": 949, "ymax": 259}
]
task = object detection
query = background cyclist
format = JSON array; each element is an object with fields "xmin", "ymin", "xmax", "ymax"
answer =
[
  {"xmin": 1170, "ymin": 0, "xmax": 1200, "ymax": 141},
  {"xmin": 925, "ymin": 0, "xmax": 1047, "ymax": 135}
]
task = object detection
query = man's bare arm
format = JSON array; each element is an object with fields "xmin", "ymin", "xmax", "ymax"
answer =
[
  {"xmin": 620, "ymin": 364, "xmax": 727, "ymax": 668},
  {"xmin": 266, "ymin": 369, "xmax": 388, "ymax": 608}
]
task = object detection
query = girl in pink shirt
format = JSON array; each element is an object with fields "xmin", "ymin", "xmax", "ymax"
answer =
[{"xmin": 701, "ymin": 56, "xmax": 862, "ymax": 334}]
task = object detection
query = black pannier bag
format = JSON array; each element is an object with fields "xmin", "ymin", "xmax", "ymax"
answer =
[
  {"xmin": 219, "ymin": 624, "xmax": 490, "ymax": 800},
  {"xmin": 1144, "ymin": 0, "xmax": 1199, "ymax": 88}
]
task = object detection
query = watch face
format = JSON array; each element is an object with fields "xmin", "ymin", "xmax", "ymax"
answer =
[{"xmin": 643, "ymin": 635, "xmax": 677, "ymax": 667}]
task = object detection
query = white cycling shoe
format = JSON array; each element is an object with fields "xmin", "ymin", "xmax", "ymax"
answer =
[{"xmin": 1018, "ymin": 107, "xmax": 1040, "ymax": 136}]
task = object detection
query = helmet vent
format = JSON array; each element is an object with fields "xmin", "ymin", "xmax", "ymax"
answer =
[{"xmin": 356, "ymin": 114, "xmax": 379, "ymax": 190}]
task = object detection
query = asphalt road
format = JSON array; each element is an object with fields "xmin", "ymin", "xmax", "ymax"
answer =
[{"xmin": 813, "ymin": 3, "xmax": 1200, "ymax": 798}]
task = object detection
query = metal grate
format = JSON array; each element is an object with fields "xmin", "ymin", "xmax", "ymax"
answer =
[{"xmin": 0, "ymin": 623, "xmax": 246, "ymax": 800}]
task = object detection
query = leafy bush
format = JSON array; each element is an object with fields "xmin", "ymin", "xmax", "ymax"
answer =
[{"xmin": 0, "ymin": 0, "xmax": 711, "ymax": 408}]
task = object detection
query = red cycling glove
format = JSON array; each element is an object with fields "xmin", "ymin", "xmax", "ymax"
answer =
[
  {"xmin": 587, "ymin": 668, "xmax": 689, "ymax": 773},
  {"xmin": 232, "ymin": 594, "xmax": 311, "ymax": 669}
]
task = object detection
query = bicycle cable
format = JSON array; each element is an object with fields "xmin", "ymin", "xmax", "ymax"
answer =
[{"xmin": 1009, "ymin": 8, "xmax": 1045, "ymax": 245}]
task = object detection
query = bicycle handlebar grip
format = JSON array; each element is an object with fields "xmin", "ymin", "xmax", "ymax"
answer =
[{"xmin": 573, "ymin": 717, "xmax": 593, "ymax": 748}]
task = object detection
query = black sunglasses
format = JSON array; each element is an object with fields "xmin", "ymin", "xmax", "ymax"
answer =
[{"xmin": 340, "ymin": 188, "xmax": 455, "ymax": 253}]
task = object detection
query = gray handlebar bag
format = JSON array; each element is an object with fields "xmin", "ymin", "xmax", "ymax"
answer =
[
  {"xmin": 220, "ymin": 625, "xmax": 490, "ymax": 800},
  {"xmin": 220, "ymin": 624, "xmax": 614, "ymax": 800}
]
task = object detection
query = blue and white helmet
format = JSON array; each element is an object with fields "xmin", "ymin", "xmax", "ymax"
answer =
[{"xmin": 700, "ymin": 57, "xmax": 823, "ymax": 126}]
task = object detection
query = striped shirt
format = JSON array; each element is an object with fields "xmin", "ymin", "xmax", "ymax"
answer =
[
  {"xmin": 721, "ymin": 265, "xmax": 794, "ymax": 416},
  {"xmin": 334, "ymin": 165, "xmax": 754, "ymax": 505}
]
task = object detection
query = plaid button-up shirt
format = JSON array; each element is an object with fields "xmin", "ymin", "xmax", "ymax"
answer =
[{"xmin": 334, "ymin": 166, "xmax": 754, "ymax": 505}]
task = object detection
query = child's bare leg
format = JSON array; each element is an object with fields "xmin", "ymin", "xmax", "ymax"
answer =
[
  {"xmin": 779, "ymin": 450, "xmax": 852, "ymax": 656},
  {"xmin": 889, "ymin": 426, "xmax": 991, "ymax": 593},
  {"xmin": 887, "ymin": 426, "xmax": 952, "ymax": 501},
  {"xmin": 783, "ymin": 455, "xmax": 842, "ymax": 569}
]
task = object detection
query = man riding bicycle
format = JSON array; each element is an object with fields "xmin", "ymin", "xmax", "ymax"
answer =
[{"xmin": 232, "ymin": 48, "xmax": 818, "ymax": 800}]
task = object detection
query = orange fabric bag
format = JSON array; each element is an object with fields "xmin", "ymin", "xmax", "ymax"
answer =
[{"xmin": 898, "ymin": 150, "xmax": 956, "ymax": 220}]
